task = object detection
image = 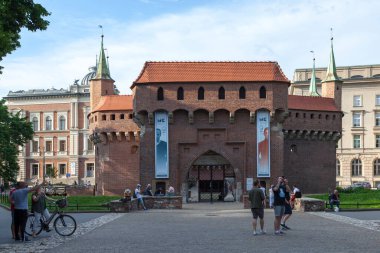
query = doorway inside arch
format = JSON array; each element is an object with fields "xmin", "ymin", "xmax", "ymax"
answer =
[{"xmin": 188, "ymin": 151, "xmax": 236, "ymax": 202}]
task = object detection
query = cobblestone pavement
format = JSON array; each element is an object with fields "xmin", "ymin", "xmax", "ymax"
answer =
[{"xmin": 2, "ymin": 203, "xmax": 380, "ymax": 253}]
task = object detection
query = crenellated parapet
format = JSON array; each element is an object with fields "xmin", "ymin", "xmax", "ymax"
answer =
[{"xmin": 283, "ymin": 129, "xmax": 341, "ymax": 142}]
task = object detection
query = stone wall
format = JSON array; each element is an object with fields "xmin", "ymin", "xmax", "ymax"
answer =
[
  {"xmin": 108, "ymin": 196, "xmax": 182, "ymax": 212},
  {"xmin": 293, "ymin": 197, "xmax": 325, "ymax": 212}
]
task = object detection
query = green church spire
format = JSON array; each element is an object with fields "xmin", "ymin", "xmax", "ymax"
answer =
[
  {"xmin": 309, "ymin": 52, "xmax": 320, "ymax": 96},
  {"xmin": 323, "ymin": 31, "xmax": 339, "ymax": 82},
  {"xmin": 95, "ymin": 33, "xmax": 111, "ymax": 80}
]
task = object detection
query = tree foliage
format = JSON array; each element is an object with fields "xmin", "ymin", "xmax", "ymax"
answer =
[
  {"xmin": 0, "ymin": 0, "xmax": 50, "ymax": 73},
  {"xmin": 0, "ymin": 99, "xmax": 34, "ymax": 182}
]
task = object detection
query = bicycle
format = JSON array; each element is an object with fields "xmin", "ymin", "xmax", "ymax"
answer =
[{"xmin": 25, "ymin": 198, "xmax": 77, "ymax": 237}]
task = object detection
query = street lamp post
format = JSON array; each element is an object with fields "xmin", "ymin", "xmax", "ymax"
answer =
[{"xmin": 40, "ymin": 146, "xmax": 45, "ymax": 182}]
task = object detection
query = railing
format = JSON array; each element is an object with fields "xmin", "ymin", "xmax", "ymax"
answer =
[{"xmin": 325, "ymin": 201, "xmax": 380, "ymax": 209}]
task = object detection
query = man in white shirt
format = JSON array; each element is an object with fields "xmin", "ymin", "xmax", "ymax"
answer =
[{"xmin": 134, "ymin": 184, "xmax": 147, "ymax": 210}]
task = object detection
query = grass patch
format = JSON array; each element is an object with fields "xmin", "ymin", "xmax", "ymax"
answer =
[
  {"xmin": 306, "ymin": 188, "xmax": 380, "ymax": 209},
  {"xmin": 0, "ymin": 194, "xmax": 120, "ymax": 212}
]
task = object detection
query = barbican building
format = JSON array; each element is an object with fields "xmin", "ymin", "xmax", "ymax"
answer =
[{"xmin": 89, "ymin": 36, "xmax": 342, "ymax": 201}]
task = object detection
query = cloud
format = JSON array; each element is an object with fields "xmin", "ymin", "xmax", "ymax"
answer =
[{"xmin": 1, "ymin": 0, "xmax": 380, "ymax": 98}]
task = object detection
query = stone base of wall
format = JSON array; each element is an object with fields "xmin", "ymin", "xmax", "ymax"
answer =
[
  {"xmin": 66, "ymin": 186, "xmax": 95, "ymax": 196},
  {"xmin": 108, "ymin": 196, "xmax": 182, "ymax": 212},
  {"xmin": 294, "ymin": 197, "xmax": 325, "ymax": 212}
]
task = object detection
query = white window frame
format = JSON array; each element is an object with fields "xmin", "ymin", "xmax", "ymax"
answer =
[
  {"xmin": 31, "ymin": 163, "xmax": 39, "ymax": 178},
  {"xmin": 352, "ymin": 112, "xmax": 362, "ymax": 127},
  {"xmin": 353, "ymin": 95, "xmax": 362, "ymax": 107},
  {"xmin": 44, "ymin": 137, "xmax": 53, "ymax": 156},
  {"xmin": 351, "ymin": 159, "xmax": 362, "ymax": 176},
  {"xmin": 85, "ymin": 163, "xmax": 95, "ymax": 178},
  {"xmin": 30, "ymin": 138, "xmax": 39, "ymax": 155},
  {"xmin": 375, "ymin": 112, "xmax": 380, "ymax": 127},
  {"xmin": 374, "ymin": 159, "xmax": 380, "ymax": 176},
  {"xmin": 376, "ymin": 95, "xmax": 380, "ymax": 106},
  {"xmin": 57, "ymin": 112, "xmax": 68, "ymax": 130},
  {"xmin": 353, "ymin": 135, "xmax": 361, "ymax": 149},
  {"xmin": 30, "ymin": 113, "xmax": 40, "ymax": 131},
  {"xmin": 43, "ymin": 112, "xmax": 54, "ymax": 131},
  {"xmin": 58, "ymin": 137, "xmax": 67, "ymax": 155},
  {"xmin": 58, "ymin": 163, "xmax": 67, "ymax": 177},
  {"xmin": 376, "ymin": 134, "xmax": 380, "ymax": 148}
]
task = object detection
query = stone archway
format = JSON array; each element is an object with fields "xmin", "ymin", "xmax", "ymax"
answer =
[{"xmin": 187, "ymin": 151, "xmax": 236, "ymax": 203}]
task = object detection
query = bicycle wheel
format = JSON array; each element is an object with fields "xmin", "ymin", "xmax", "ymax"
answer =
[
  {"xmin": 25, "ymin": 214, "xmax": 43, "ymax": 236},
  {"xmin": 54, "ymin": 214, "xmax": 77, "ymax": 236}
]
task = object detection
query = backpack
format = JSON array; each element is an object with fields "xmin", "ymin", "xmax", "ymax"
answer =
[
  {"xmin": 133, "ymin": 190, "xmax": 137, "ymax": 198},
  {"xmin": 295, "ymin": 191, "xmax": 302, "ymax": 198}
]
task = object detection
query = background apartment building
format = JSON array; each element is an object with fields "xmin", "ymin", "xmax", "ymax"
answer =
[
  {"xmin": 4, "ymin": 67, "xmax": 97, "ymax": 185},
  {"xmin": 291, "ymin": 64, "xmax": 380, "ymax": 187}
]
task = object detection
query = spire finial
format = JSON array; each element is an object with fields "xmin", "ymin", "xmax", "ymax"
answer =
[
  {"xmin": 323, "ymin": 28, "xmax": 339, "ymax": 82},
  {"xmin": 309, "ymin": 50, "xmax": 320, "ymax": 97},
  {"xmin": 95, "ymin": 25, "xmax": 112, "ymax": 80}
]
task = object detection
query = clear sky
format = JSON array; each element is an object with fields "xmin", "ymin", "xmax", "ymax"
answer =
[{"xmin": 1, "ymin": 0, "xmax": 380, "ymax": 98}]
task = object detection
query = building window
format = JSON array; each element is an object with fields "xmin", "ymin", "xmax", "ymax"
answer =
[
  {"xmin": 177, "ymin": 87, "xmax": 184, "ymax": 100},
  {"xmin": 259, "ymin": 86, "xmax": 266, "ymax": 99},
  {"xmin": 375, "ymin": 112, "xmax": 380, "ymax": 126},
  {"xmin": 32, "ymin": 117, "xmax": 39, "ymax": 131},
  {"xmin": 351, "ymin": 159, "xmax": 362, "ymax": 176},
  {"xmin": 239, "ymin": 86, "xmax": 246, "ymax": 99},
  {"xmin": 353, "ymin": 112, "xmax": 361, "ymax": 127},
  {"xmin": 32, "ymin": 140, "xmax": 39, "ymax": 152},
  {"xmin": 295, "ymin": 113, "xmax": 299, "ymax": 118},
  {"xmin": 45, "ymin": 116, "xmax": 52, "ymax": 130},
  {"xmin": 95, "ymin": 116, "xmax": 97, "ymax": 122},
  {"xmin": 86, "ymin": 163, "xmax": 95, "ymax": 177},
  {"xmin": 59, "ymin": 164, "xmax": 66, "ymax": 175},
  {"xmin": 353, "ymin": 135, "xmax": 361, "ymax": 148},
  {"xmin": 376, "ymin": 95, "xmax": 380, "ymax": 106},
  {"xmin": 336, "ymin": 159, "xmax": 341, "ymax": 176},
  {"xmin": 102, "ymin": 115, "xmax": 106, "ymax": 121},
  {"xmin": 374, "ymin": 159, "xmax": 380, "ymax": 176},
  {"xmin": 87, "ymin": 139, "xmax": 94, "ymax": 151},
  {"xmin": 111, "ymin": 114, "xmax": 115, "ymax": 120},
  {"xmin": 59, "ymin": 116, "xmax": 66, "ymax": 130},
  {"xmin": 218, "ymin": 87, "xmax": 225, "ymax": 100},
  {"xmin": 157, "ymin": 87, "xmax": 164, "ymax": 101},
  {"xmin": 198, "ymin": 87, "xmax": 204, "ymax": 100},
  {"xmin": 353, "ymin": 95, "xmax": 362, "ymax": 107},
  {"xmin": 32, "ymin": 164, "xmax": 39, "ymax": 176},
  {"xmin": 128, "ymin": 114, "xmax": 133, "ymax": 119},
  {"xmin": 376, "ymin": 135, "xmax": 380, "ymax": 148},
  {"xmin": 45, "ymin": 141, "xmax": 52, "ymax": 152},
  {"xmin": 59, "ymin": 140, "xmax": 66, "ymax": 152},
  {"xmin": 120, "ymin": 114, "xmax": 124, "ymax": 120}
]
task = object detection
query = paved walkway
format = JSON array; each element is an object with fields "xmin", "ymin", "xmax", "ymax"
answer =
[{"xmin": 2, "ymin": 203, "xmax": 380, "ymax": 253}]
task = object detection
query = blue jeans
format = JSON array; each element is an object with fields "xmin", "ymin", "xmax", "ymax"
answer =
[{"xmin": 330, "ymin": 200, "xmax": 340, "ymax": 209}]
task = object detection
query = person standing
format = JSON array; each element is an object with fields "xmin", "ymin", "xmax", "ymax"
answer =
[
  {"xmin": 10, "ymin": 181, "xmax": 42, "ymax": 242},
  {"xmin": 272, "ymin": 177, "xmax": 290, "ymax": 235},
  {"xmin": 9, "ymin": 186, "xmax": 16, "ymax": 239},
  {"xmin": 281, "ymin": 178, "xmax": 292, "ymax": 230},
  {"xmin": 143, "ymin": 184, "xmax": 153, "ymax": 196},
  {"xmin": 269, "ymin": 185, "xmax": 274, "ymax": 208},
  {"xmin": 31, "ymin": 186, "xmax": 53, "ymax": 237},
  {"xmin": 135, "ymin": 184, "xmax": 147, "ymax": 210},
  {"xmin": 248, "ymin": 180, "xmax": 266, "ymax": 236}
]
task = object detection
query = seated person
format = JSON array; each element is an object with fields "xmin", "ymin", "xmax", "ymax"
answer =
[
  {"xmin": 121, "ymin": 189, "xmax": 132, "ymax": 202},
  {"xmin": 167, "ymin": 186, "xmax": 175, "ymax": 196},
  {"xmin": 329, "ymin": 189, "xmax": 340, "ymax": 209}
]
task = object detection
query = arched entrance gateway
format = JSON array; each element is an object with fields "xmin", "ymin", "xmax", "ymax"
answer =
[{"xmin": 187, "ymin": 151, "xmax": 236, "ymax": 203}]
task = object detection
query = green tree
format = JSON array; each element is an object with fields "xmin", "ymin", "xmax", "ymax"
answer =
[
  {"xmin": 0, "ymin": 0, "xmax": 50, "ymax": 73},
  {"xmin": 0, "ymin": 99, "xmax": 34, "ymax": 182}
]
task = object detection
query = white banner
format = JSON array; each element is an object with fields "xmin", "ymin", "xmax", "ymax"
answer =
[
  {"xmin": 155, "ymin": 112, "xmax": 169, "ymax": 178},
  {"xmin": 257, "ymin": 110, "xmax": 270, "ymax": 177}
]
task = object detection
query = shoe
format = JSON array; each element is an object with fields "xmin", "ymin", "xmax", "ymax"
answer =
[
  {"xmin": 45, "ymin": 227, "xmax": 51, "ymax": 232},
  {"xmin": 22, "ymin": 236, "xmax": 31, "ymax": 242},
  {"xmin": 274, "ymin": 231, "xmax": 283, "ymax": 236},
  {"xmin": 284, "ymin": 225, "xmax": 291, "ymax": 230},
  {"xmin": 259, "ymin": 230, "xmax": 266, "ymax": 235},
  {"xmin": 253, "ymin": 231, "xmax": 258, "ymax": 236},
  {"xmin": 280, "ymin": 224, "xmax": 288, "ymax": 230},
  {"xmin": 279, "ymin": 230, "xmax": 286, "ymax": 234},
  {"xmin": 15, "ymin": 237, "xmax": 21, "ymax": 241}
]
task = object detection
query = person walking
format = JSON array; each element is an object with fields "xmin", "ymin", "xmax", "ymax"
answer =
[
  {"xmin": 272, "ymin": 176, "xmax": 290, "ymax": 236},
  {"xmin": 248, "ymin": 180, "xmax": 266, "ymax": 236},
  {"xmin": 10, "ymin": 181, "xmax": 43, "ymax": 242},
  {"xmin": 135, "ymin": 184, "xmax": 147, "ymax": 210},
  {"xmin": 9, "ymin": 185, "xmax": 16, "ymax": 239}
]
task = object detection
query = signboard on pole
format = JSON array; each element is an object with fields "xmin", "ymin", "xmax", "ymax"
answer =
[
  {"xmin": 257, "ymin": 110, "xmax": 270, "ymax": 177},
  {"xmin": 155, "ymin": 112, "xmax": 169, "ymax": 178}
]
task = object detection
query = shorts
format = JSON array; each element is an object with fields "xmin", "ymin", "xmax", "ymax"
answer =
[
  {"xmin": 274, "ymin": 205, "xmax": 285, "ymax": 217},
  {"xmin": 251, "ymin": 208, "xmax": 264, "ymax": 219},
  {"xmin": 284, "ymin": 203, "xmax": 292, "ymax": 215}
]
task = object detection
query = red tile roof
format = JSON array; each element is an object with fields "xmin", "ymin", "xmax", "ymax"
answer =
[
  {"xmin": 92, "ymin": 95, "xmax": 133, "ymax": 113},
  {"xmin": 288, "ymin": 95, "xmax": 340, "ymax": 112},
  {"xmin": 131, "ymin": 61, "xmax": 290, "ymax": 88}
]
